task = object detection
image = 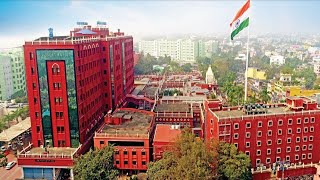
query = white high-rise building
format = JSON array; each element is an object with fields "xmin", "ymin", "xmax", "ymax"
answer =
[
  {"xmin": 270, "ymin": 55, "xmax": 285, "ymax": 65},
  {"xmin": 0, "ymin": 55, "xmax": 14, "ymax": 100},
  {"xmin": 138, "ymin": 40, "xmax": 158, "ymax": 57}
]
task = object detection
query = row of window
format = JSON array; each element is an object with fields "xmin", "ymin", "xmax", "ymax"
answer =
[
  {"xmin": 234, "ymin": 117, "xmax": 316, "ymax": 129},
  {"xmin": 254, "ymin": 144, "xmax": 313, "ymax": 156},
  {"xmin": 114, "ymin": 150, "xmax": 146, "ymax": 156},
  {"xmin": 115, "ymin": 160, "xmax": 146, "ymax": 166},
  {"xmin": 255, "ymin": 153, "xmax": 313, "ymax": 165},
  {"xmin": 240, "ymin": 136, "xmax": 314, "ymax": 146},
  {"xmin": 237, "ymin": 126, "xmax": 315, "ymax": 139}
]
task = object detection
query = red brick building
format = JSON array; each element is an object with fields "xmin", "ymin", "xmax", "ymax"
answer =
[
  {"xmin": 94, "ymin": 108, "xmax": 155, "ymax": 174},
  {"xmin": 205, "ymin": 97, "xmax": 320, "ymax": 179},
  {"xmin": 20, "ymin": 23, "xmax": 134, "ymax": 179},
  {"xmin": 153, "ymin": 124, "xmax": 181, "ymax": 161}
]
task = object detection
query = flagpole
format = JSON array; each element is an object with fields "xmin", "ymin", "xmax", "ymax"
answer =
[{"xmin": 244, "ymin": 14, "xmax": 250, "ymax": 103}]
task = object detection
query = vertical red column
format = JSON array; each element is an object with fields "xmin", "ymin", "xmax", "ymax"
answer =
[{"xmin": 46, "ymin": 61, "xmax": 71, "ymax": 147}]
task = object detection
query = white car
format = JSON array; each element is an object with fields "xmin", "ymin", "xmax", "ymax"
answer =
[{"xmin": 5, "ymin": 161, "xmax": 16, "ymax": 170}]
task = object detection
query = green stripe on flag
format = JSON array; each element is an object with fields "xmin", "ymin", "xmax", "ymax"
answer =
[{"xmin": 231, "ymin": 17, "xmax": 249, "ymax": 40}]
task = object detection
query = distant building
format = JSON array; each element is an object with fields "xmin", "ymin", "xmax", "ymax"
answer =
[
  {"xmin": 270, "ymin": 55, "xmax": 285, "ymax": 65},
  {"xmin": 235, "ymin": 53, "xmax": 246, "ymax": 61},
  {"xmin": 247, "ymin": 67, "xmax": 266, "ymax": 80},
  {"xmin": 205, "ymin": 65, "xmax": 217, "ymax": 84},
  {"xmin": 0, "ymin": 55, "xmax": 14, "ymax": 100},
  {"xmin": 0, "ymin": 47, "xmax": 26, "ymax": 100},
  {"xmin": 279, "ymin": 73, "xmax": 292, "ymax": 82},
  {"xmin": 314, "ymin": 63, "xmax": 320, "ymax": 76}
]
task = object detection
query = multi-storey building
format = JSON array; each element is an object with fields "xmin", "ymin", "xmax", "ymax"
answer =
[
  {"xmin": 204, "ymin": 97, "xmax": 320, "ymax": 179},
  {"xmin": 0, "ymin": 48, "xmax": 26, "ymax": 100},
  {"xmin": 19, "ymin": 23, "xmax": 134, "ymax": 179},
  {"xmin": 0, "ymin": 55, "xmax": 14, "ymax": 100},
  {"xmin": 94, "ymin": 108, "xmax": 156, "ymax": 174}
]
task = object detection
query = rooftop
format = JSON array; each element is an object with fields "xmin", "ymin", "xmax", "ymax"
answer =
[
  {"xmin": 0, "ymin": 117, "xmax": 31, "ymax": 142},
  {"xmin": 153, "ymin": 124, "xmax": 181, "ymax": 143},
  {"xmin": 213, "ymin": 104, "xmax": 319, "ymax": 119},
  {"xmin": 100, "ymin": 109, "xmax": 153, "ymax": 136},
  {"xmin": 138, "ymin": 86, "xmax": 158, "ymax": 97},
  {"xmin": 155, "ymin": 103, "xmax": 190, "ymax": 112},
  {"xmin": 161, "ymin": 96, "xmax": 207, "ymax": 102}
]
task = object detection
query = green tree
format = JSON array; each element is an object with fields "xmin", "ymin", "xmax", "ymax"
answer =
[
  {"xmin": 10, "ymin": 90, "xmax": 26, "ymax": 99},
  {"xmin": 181, "ymin": 63, "xmax": 192, "ymax": 72},
  {"xmin": 73, "ymin": 146, "xmax": 119, "ymax": 180},
  {"xmin": 259, "ymin": 88, "xmax": 271, "ymax": 103},
  {"xmin": 147, "ymin": 129, "xmax": 218, "ymax": 180},
  {"xmin": 217, "ymin": 142, "xmax": 252, "ymax": 180}
]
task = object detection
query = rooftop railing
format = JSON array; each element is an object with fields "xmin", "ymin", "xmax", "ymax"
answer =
[{"xmin": 95, "ymin": 132, "xmax": 149, "ymax": 138}]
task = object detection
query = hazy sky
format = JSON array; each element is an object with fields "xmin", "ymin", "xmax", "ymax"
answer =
[{"xmin": 0, "ymin": 0, "xmax": 319, "ymax": 48}]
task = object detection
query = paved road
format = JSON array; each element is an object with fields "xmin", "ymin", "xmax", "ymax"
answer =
[{"xmin": 0, "ymin": 154, "xmax": 22, "ymax": 180}]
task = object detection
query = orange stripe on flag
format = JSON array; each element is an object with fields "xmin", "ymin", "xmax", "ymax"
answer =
[{"xmin": 230, "ymin": 0, "xmax": 250, "ymax": 27}]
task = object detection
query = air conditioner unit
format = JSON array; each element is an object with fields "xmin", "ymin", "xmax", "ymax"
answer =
[{"xmin": 262, "ymin": 166, "xmax": 266, "ymax": 170}]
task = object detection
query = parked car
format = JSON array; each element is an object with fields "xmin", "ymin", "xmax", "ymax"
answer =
[
  {"xmin": 0, "ymin": 146, "xmax": 6, "ymax": 152},
  {"xmin": 7, "ymin": 142, "xmax": 12, "ymax": 148},
  {"xmin": 5, "ymin": 161, "xmax": 16, "ymax": 170},
  {"xmin": 18, "ymin": 141, "xmax": 23, "ymax": 146}
]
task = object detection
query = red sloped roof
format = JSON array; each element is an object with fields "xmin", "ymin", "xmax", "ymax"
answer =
[{"xmin": 153, "ymin": 124, "xmax": 181, "ymax": 143}]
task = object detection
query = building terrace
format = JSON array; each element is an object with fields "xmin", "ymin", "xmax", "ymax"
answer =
[{"xmin": 97, "ymin": 109, "xmax": 154, "ymax": 138}]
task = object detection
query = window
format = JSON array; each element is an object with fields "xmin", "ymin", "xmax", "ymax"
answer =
[
  {"xmin": 245, "ymin": 151, "xmax": 250, "ymax": 156},
  {"xmin": 35, "ymin": 112, "xmax": 39, "ymax": 118},
  {"xmin": 142, "ymin": 151, "xmax": 146, "ymax": 156},
  {"xmin": 310, "ymin": 117, "xmax": 315, "ymax": 123},
  {"xmin": 295, "ymin": 146, "xmax": 300, "ymax": 152},
  {"xmin": 34, "ymin": 97, "xmax": 37, "ymax": 104},
  {"xmin": 287, "ymin": 128, "xmax": 292, "ymax": 134},
  {"xmin": 103, "ymin": 58, "xmax": 106, "ymax": 63},
  {"xmin": 277, "ymin": 148, "xmax": 281, "ymax": 154},
  {"xmin": 102, "ymin": 47, "xmax": 106, "ymax": 51},
  {"xmin": 296, "ymin": 137, "xmax": 300, "ymax": 143},
  {"xmin": 288, "ymin": 119, "xmax": 293, "ymax": 125},
  {"xmin": 234, "ymin": 123, "xmax": 239, "ymax": 129},
  {"xmin": 142, "ymin": 161, "xmax": 146, "ymax": 165},
  {"xmin": 277, "ymin": 139, "xmax": 282, "ymax": 144},
  {"xmin": 246, "ymin": 122, "xmax": 251, "ymax": 128},
  {"xmin": 302, "ymin": 145, "xmax": 307, "ymax": 151},
  {"xmin": 309, "ymin": 136, "xmax": 313, "ymax": 141},
  {"xmin": 257, "ymin": 131, "xmax": 262, "ymax": 137},
  {"xmin": 257, "ymin": 150, "xmax": 261, "ymax": 156},
  {"xmin": 287, "ymin": 138, "xmax": 291, "ymax": 143},
  {"xmin": 286, "ymin": 156, "xmax": 290, "ymax": 161},
  {"xmin": 308, "ymin": 144, "xmax": 313, "ymax": 150},
  {"xmin": 124, "ymin": 161, "xmax": 128, "ymax": 165},
  {"xmin": 132, "ymin": 151, "xmax": 136, "ymax": 155},
  {"xmin": 268, "ymin": 130, "xmax": 272, "ymax": 136},
  {"xmin": 310, "ymin": 126, "xmax": 314, "ymax": 132},
  {"xmin": 258, "ymin": 121, "xmax": 262, "ymax": 127},
  {"xmin": 32, "ymin": 83, "xmax": 36, "ymax": 90},
  {"xmin": 31, "ymin": 67, "xmax": 35, "ymax": 75},
  {"xmin": 245, "ymin": 132, "xmax": 250, "ymax": 138},
  {"xmin": 29, "ymin": 52, "xmax": 33, "ymax": 60},
  {"xmin": 267, "ymin": 149, "xmax": 271, "ymax": 155},
  {"xmin": 257, "ymin": 141, "xmax": 261, "ymax": 147},
  {"xmin": 297, "ymin": 128, "xmax": 301, "ymax": 133},
  {"xmin": 276, "ymin": 157, "xmax": 281, "ymax": 162},
  {"xmin": 256, "ymin": 159, "xmax": 261, "ymax": 165},
  {"xmin": 100, "ymin": 141, "xmax": 104, "ymax": 145},
  {"xmin": 36, "ymin": 126, "xmax": 40, "ymax": 133},
  {"xmin": 303, "ymin": 136, "xmax": 307, "ymax": 142},
  {"xmin": 115, "ymin": 150, "xmax": 119, "ymax": 155},
  {"xmin": 308, "ymin": 153, "xmax": 312, "ymax": 159},
  {"xmin": 268, "ymin": 120, "xmax": 273, "ymax": 127},
  {"xmin": 297, "ymin": 118, "xmax": 301, "ymax": 124},
  {"xmin": 266, "ymin": 158, "xmax": 271, "ymax": 164},
  {"xmin": 234, "ymin": 143, "xmax": 238, "ymax": 148},
  {"xmin": 57, "ymin": 126, "xmax": 64, "ymax": 133},
  {"xmin": 286, "ymin": 147, "xmax": 291, "ymax": 152},
  {"xmin": 278, "ymin": 129, "xmax": 282, "ymax": 135},
  {"xmin": 52, "ymin": 65, "xmax": 60, "ymax": 75},
  {"xmin": 124, "ymin": 150, "xmax": 128, "ymax": 155},
  {"xmin": 104, "ymin": 70, "xmax": 107, "ymax": 74},
  {"xmin": 304, "ymin": 117, "xmax": 309, "ymax": 123},
  {"xmin": 234, "ymin": 133, "xmax": 239, "ymax": 139},
  {"xmin": 132, "ymin": 161, "xmax": 137, "ymax": 165},
  {"xmin": 295, "ymin": 155, "xmax": 299, "ymax": 160},
  {"xmin": 116, "ymin": 160, "xmax": 120, "ymax": 165},
  {"xmin": 267, "ymin": 140, "xmax": 272, "ymax": 145},
  {"xmin": 246, "ymin": 142, "xmax": 250, "ymax": 148},
  {"xmin": 302, "ymin": 154, "xmax": 306, "ymax": 160},
  {"xmin": 278, "ymin": 120, "xmax": 283, "ymax": 126},
  {"xmin": 304, "ymin": 127, "xmax": 308, "ymax": 133}
]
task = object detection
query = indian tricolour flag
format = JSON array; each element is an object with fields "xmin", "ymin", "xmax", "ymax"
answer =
[{"xmin": 230, "ymin": 0, "xmax": 250, "ymax": 40}]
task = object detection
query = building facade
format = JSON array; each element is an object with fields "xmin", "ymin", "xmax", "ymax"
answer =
[
  {"xmin": 204, "ymin": 97, "xmax": 320, "ymax": 178},
  {"xmin": 23, "ymin": 24, "xmax": 134, "ymax": 149},
  {"xmin": 0, "ymin": 48, "xmax": 26, "ymax": 100},
  {"xmin": 0, "ymin": 55, "xmax": 14, "ymax": 100}
]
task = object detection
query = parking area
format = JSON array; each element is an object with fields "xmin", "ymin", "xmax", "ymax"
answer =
[{"xmin": 0, "ymin": 154, "xmax": 22, "ymax": 180}]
